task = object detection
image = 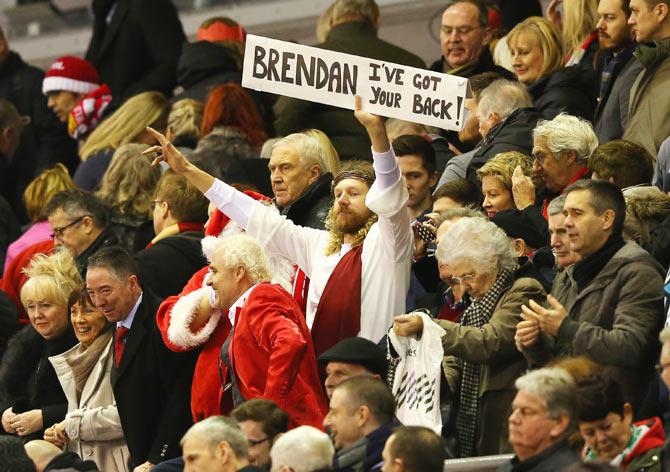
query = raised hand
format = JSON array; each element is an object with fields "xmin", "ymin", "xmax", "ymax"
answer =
[
  {"xmin": 354, "ymin": 95, "xmax": 390, "ymax": 153},
  {"xmin": 520, "ymin": 295, "xmax": 567, "ymax": 338},
  {"xmin": 393, "ymin": 313, "xmax": 424, "ymax": 337},
  {"xmin": 512, "ymin": 165, "xmax": 536, "ymax": 210},
  {"xmin": 143, "ymin": 127, "xmax": 191, "ymax": 175}
]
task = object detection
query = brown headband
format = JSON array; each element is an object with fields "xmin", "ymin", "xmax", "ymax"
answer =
[{"xmin": 331, "ymin": 170, "xmax": 375, "ymax": 193}]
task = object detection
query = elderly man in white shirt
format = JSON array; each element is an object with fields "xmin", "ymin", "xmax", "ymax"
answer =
[{"xmin": 145, "ymin": 97, "xmax": 413, "ymax": 355}]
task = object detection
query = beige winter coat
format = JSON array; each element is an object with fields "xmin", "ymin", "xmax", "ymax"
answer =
[{"xmin": 49, "ymin": 337, "xmax": 130, "ymax": 472}]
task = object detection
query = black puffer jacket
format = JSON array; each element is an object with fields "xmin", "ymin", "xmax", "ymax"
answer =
[
  {"xmin": 280, "ymin": 173, "xmax": 333, "ymax": 230},
  {"xmin": 527, "ymin": 65, "xmax": 597, "ymax": 121},
  {"xmin": 466, "ymin": 107, "xmax": 543, "ymax": 183},
  {"xmin": 0, "ymin": 324, "xmax": 77, "ymax": 440}
]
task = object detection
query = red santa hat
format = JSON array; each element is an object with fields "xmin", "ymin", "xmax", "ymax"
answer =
[{"xmin": 42, "ymin": 56, "xmax": 100, "ymax": 95}]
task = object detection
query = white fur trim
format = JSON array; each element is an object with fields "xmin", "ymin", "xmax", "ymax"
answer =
[
  {"xmin": 201, "ymin": 220, "xmax": 244, "ymax": 262},
  {"xmin": 268, "ymin": 253, "xmax": 295, "ymax": 293},
  {"xmin": 167, "ymin": 286, "xmax": 222, "ymax": 349},
  {"xmin": 42, "ymin": 76, "xmax": 98, "ymax": 95}
]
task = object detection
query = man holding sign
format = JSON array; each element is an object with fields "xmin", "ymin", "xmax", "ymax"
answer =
[
  {"xmin": 145, "ymin": 96, "xmax": 413, "ymax": 356},
  {"xmin": 273, "ymin": 0, "xmax": 424, "ymax": 160}
]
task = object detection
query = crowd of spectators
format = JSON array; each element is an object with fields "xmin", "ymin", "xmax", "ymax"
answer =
[{"xmin": 3, "ymin": 0, "xmax": 670, "ymax": 471}]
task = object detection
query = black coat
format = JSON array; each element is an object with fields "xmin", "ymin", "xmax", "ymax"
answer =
[
  {"xmin": 527, "ymin": 66, "xmax": 597, "ymax": 121},
  {"xmin": 0, "ymin": 291, "xmax": 18, "ymax": 361},
  {"xmin": 274, "ymin": 21, "xmax": 425, "ymax": 161},
  {"xmin": 73, "ymin": 148, "xmax": 113, "ymax": 191},
  {"xmin": 280, "ymin": 173, "xmax": 333, "ymax": 230},
  {"xmin": 111, "ymin": 291, "xmax": 197, "ymax": 467},
  {"xmin": 135, "ymin": 231, "xmax": 206, "ymax": 300},
  {"xmin": 0, "ymin": 324, "xmax": 78, "ymax": 439},
  {"xmin": 498, "ymin": 440, "xmax": 578, "ymax": 471},
  {"xmin": 466, "ymin": 107, "xmax": 543, "ymax": 183},
  {"xmin": 0, "ymin": 52, "xmax": 78, "ymax": 220},
  {"xmin": 85, "ymin": 0, "xmax": 185, "ymax": 103}
]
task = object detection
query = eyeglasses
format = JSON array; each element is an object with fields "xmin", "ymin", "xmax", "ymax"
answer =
[
  {"xmin": 51, "ymin": 215, "xmax": 90, "ymax": 240},
  {"xmin": 248, "ymin": 436, "xmax": 270, "ymax": 448},
  {"xmin": 655, "ymin": 362, "xmax": 670, "ymax": 374},
  {"xmin": 451, "ymin": 273, "xmax": 476, "ymax": 285},
  {"xmin": 150, "ymin": 200, "xmax": 164, "ymax": 210},
  {"xmin": 441, "ymin": 25, "xmax": 482, "ymax": 37}
]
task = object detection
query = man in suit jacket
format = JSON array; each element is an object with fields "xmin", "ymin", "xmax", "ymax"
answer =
[
  {"xmin": 85, "ymin": 0, "xmax": 185, "ymax": 104},
  {"xmin": 86, "ymin": 245, "xmax": 197, "ymax": 471}
]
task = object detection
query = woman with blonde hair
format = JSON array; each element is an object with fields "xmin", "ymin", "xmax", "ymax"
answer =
[
  {"xmin": 508, "ymin": 16, "xmax": 596, "ymax": 120},
  {"xmin": 304, "ymin": 128, "xmax": 341, "ymax": 175},
  {"xmin": 96, "ymin": 143, "xmax": 161, "ymax": 251},
  {"xmin": 0, "ymin": 250, "xmax": 80, "ymax": 441},
  {"xmin": 74, "ymin": 91, "xmax": 169, "ymax": 191},
  {"xmin": 547, "ymin": 0, "xmax": 599, "ymax": 66},
  {"xmin": 166, "ymin": 99, "xmax": 203, "ymax": 150},
  {"xmin": 476, "ymin": 151, "xmax": 534, "ymax": 219},
  {"xmin": 4, "ymin": 164, "xmax": 75, "ymax": 273}
]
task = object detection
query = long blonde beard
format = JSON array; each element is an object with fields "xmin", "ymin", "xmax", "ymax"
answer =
[{"xmin": 324, "ymin": 206, "xmax": 378, "ymax": 256}]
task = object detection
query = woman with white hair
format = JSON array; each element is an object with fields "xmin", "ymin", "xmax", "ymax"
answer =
[{"xmin": 394, "ymin": 217, "xmax": 546, "ymax": 457}]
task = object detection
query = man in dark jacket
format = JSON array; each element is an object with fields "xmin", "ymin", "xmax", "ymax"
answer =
[
  {"xmin": 136, "ymin": 171, "xmax": 208, "ymax": 300},
  {"xmin": 85, "ymin": 0, "xmax": 185, "ymax": 104},
  {"xmin": 0, "ymin": 29, "xmax": 77, "ymax": 220},
  {"xmin": 517, "ymin": 180, "xmax": 665, "ymax": 409},
  {"xmin": 324, "ymin": 376, "xmax": 395, "ymax": 472},
  {"xmin": 274, "ymin": 0, "xmax": 425, "ymax": 160},
  {"xmin": 269, "ymin": 133, "xmax": 333, "ymax": 230},
  {"xmin": 593, "ymin": 0, "xmax": 642, "ymax": 143},
  {"xmin": 430, "ymin": 0, "xmax": 513, "ymax": 79},
  {"xmin": 86, "ymin": 246, "xmax": 197, "ymax": 470},
  {"xmin": 499, "ymin": 367, "xmax": 578, "ymax": 472},
  {"xmin": 465, "ymin": 79, "xmax": 542, "ymax": 182}
]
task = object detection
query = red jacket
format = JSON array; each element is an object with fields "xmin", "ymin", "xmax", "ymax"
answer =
[
  {"xmin": 156, "ymin": 266, "xmax": 231, "ymax": 422},
  {"xmin": 230, "ymin": 282, "xmax": 327, "ymax": 429}
]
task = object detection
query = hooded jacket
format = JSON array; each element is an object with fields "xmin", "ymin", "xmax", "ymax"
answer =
[{"xmin": 527, "ymin": 65, "xmax": 596, "ymax": 121}]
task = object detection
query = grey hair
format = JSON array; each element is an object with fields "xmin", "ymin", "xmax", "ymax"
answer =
[
  {"xmin": 660, "ymin": 327, "xmax": 670, "ymax": 345},
  {"xmin": 180, "ymin": 416, "xmax": 249, "ymax": 460},
  {"xmin": 547, "ymin": 195, "xmax": 567, "ymax": 217},
  {"xmin": 436, "ymin": 216, "xmax": 517, "ymax": 273},
  {"xmin": 434, "ymin": 207, "xmax": 485, "ymax": 228},
  {"xmin": 331, "ymin": 0, "xmax": 379, "ymax": 25},
  {"xmin": 270, "ymin": 426, "xmax": 335, "ymax": 472},
  {"xmin": 211, "ymin": 234, "xmax": 272, "ymax": 284},
  {"xmin": 515, "ymin": 367, "xmax": 577, "ymax": 428},
  {"xmin": 477, "ymin": 80, "xmax": 533, "ymax": 122},
  {"xmin": 273, "ymin": 133, "xmax": 327, "ymax": 174},
  {"xmin": 533, "ymin": 114, "xmax": 599, "ymax": 165}
]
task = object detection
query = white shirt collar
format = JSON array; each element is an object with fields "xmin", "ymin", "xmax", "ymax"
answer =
[
  {"xmin": 228, "ymin": 284, "xmax": 258, "ymax": 327},
  {"xmin": 117, "ymin": 292, "xmax": 143, "ymax": 330}
]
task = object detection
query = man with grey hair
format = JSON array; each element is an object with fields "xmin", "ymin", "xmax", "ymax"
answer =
[
  {"xmin": 465, "ymin": 79, "xmax": 542, "ymax": 182},
  {"xmin": 270, "ymin": 426, "xmax": 334, "ymax": 472},
  {"xmin": 181, "ymin": 416, "xmax": 262, "ymax": 472},
  {"xmin": 512, "ymin": 113, "xmax": 599, "ymax": 225},
  {"xmin": 499, "ymin": 367, "xmax": 578, "ymax": 471},
  {"xmin": 268, "ymin": 132, "xmax": 333, "ymax": 230},
  {"xmin": 274, "ymin": 0, "xmax": 424, "ymax": 160},
  {"xmin": 177, "ymin": 234, "xmax": 327, "ymax": 429}
]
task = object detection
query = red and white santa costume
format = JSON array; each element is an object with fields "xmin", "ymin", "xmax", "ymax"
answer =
[{"xmin": 156, "ymin": 195, "xmax": 296, "ymax": 422}]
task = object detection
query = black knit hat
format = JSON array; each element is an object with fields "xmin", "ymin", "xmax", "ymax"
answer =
[
  {"xmin": 318, "ymin": 337, "xmax": 387, "ymax": 378},
  {"xmin": 0, "ymin": 436, "xmax": 36, "ymax": 472}
]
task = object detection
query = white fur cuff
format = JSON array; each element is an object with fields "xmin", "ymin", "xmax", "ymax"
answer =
[{"xmin": 167, "ymin": 287, "xmax": 223, "ymax": 349}]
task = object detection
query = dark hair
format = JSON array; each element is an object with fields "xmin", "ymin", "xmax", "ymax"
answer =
[
  {"xmin": 620, "ymin": 0, "xmax": 631, "ymax": 17},
  {"xmin": 67, "ymin": 286, "xmax": 95, "ymax": 313},
  {"xmin": 231, "ymin": 399, "xmax": 289, "ymax": 440},
  {"xmin": 565, "ymin": 180, "xmax": 626, "ymax": 235},
  {"xmin": 201, "ymin": 83, "xmax": 268, "ymax": 148},
  {"xmin": 44, "ymin": 189, "xmax": 109, "ymax": 228},
  {"xmin": 155, "ymin": 171, "xmax": 209, "ymax": 223},
  {"xmin": 392, "ymin": 135, "xmax": 437, "ymax": 175},
  {"xmin": 87, "ymin": 245, "xmax": 140, "ymax": 280},
  {"xmin": 575, "ymin": 373, "xmax": 625, "ymax": 423},
  {"xmin": 336, "ymin": 376, "xmax": 395, "ymax": 425},
  {"xmin": 433, "ymin": 178, "xmax": 483, "ymax": 207},
  {"xmin": 389, "ymin": 426, "xmax": 446, "ymax": 472},
  {"xmin": 588, "ymin": 140, "xmax": 653, "ymax": 189},
  {"xmin": 0, "ymin": 436, "xmax": 36, "ymax": 472},
  {"xmin": 468, "ymin": 71, "xmax": 504, "ymax": 101},
  {"xmin": 445, "ymin": 0, "xmax": 488, "ymax": 27}
]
